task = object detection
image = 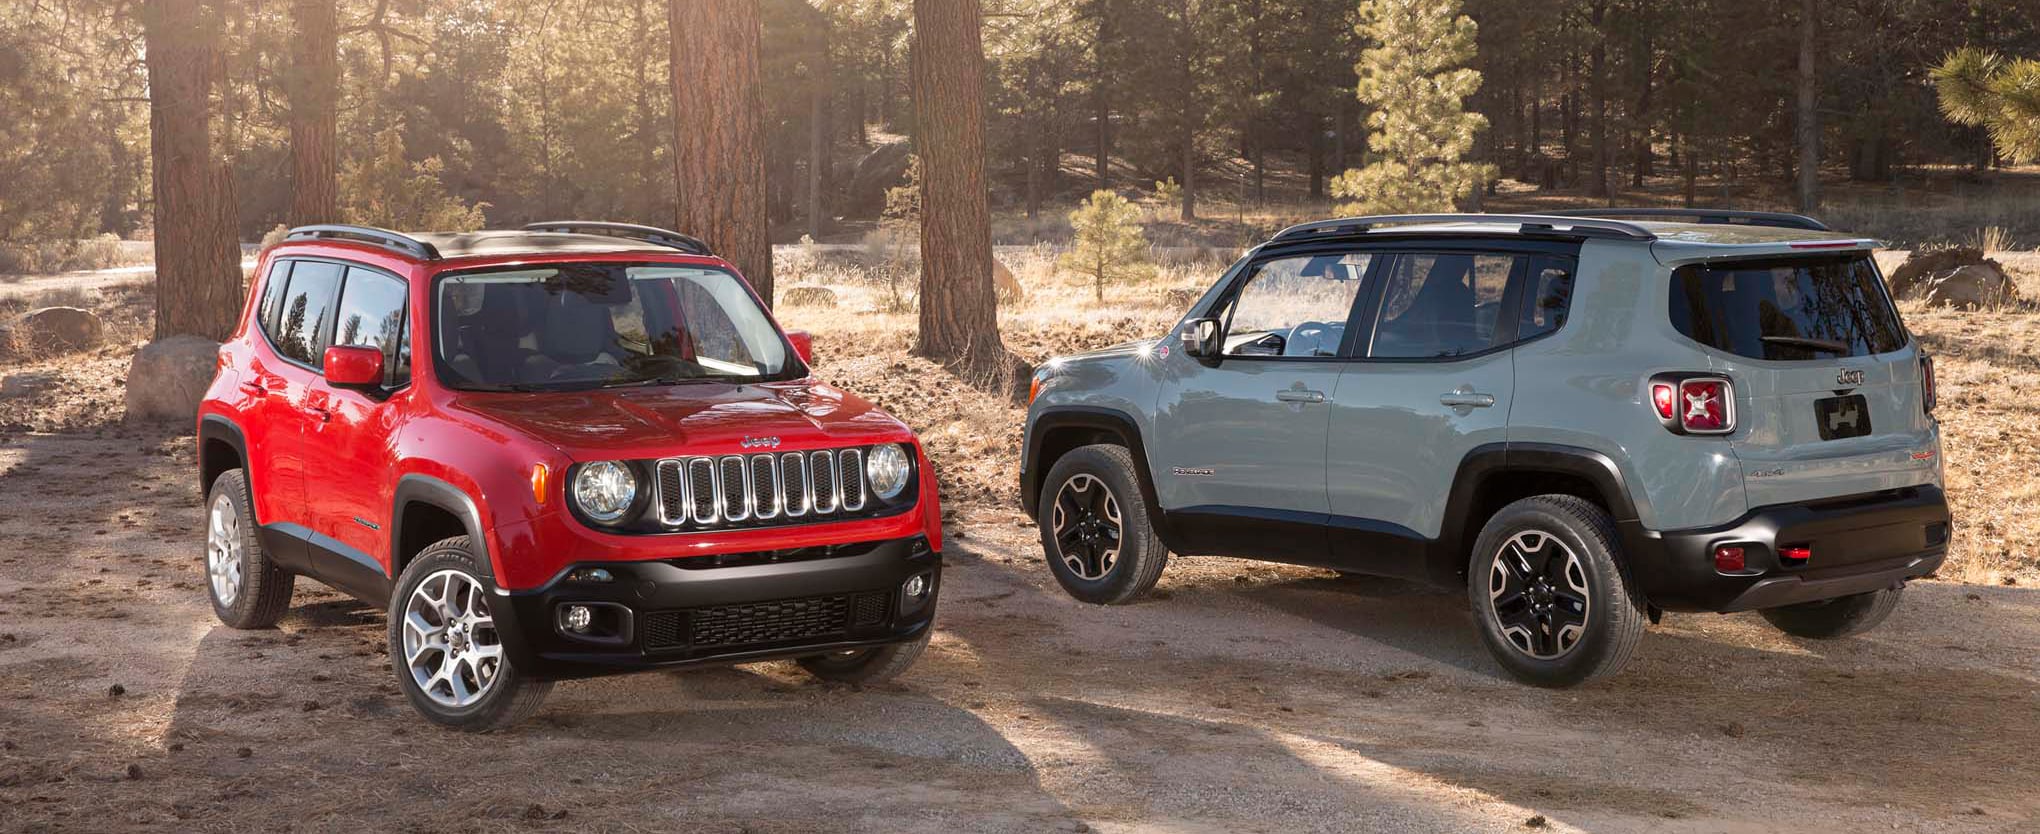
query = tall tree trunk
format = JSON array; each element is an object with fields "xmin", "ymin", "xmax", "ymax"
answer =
[
  {"xmin": 670, "ymin": 0, "xmax": 773, "ymax": 306},
  {"xmin": 911, "ymin": 0, "xmax": 1014, "ymax": 389},
  {"xmin": 1092, "ymin": 3, "xmax": 1112, "ymax": 189},
  {"xmin": 145, "ymin": 0, "xmax": 242, "ymax": 341},
  {"xmin": 807, "ymin": 28, "xmax": 829, "ymax": 241},
  {"xmin": 630, "ymin": 0, "xmax": 663, "ymax": 222},
  {"xmin": 1588, "ymin": 0, "xmax": 1610, "ymax": 199},
  {"xmin": 287, "ymin": 0, "xmax": 338, "ymax": 226},
  {"xmin": 1177, "ymin": 0, "xmax": 1197, "ymax": 221},
  {"xmin": 1795, "ymin": 0, "xmax": 1820, "ymax": 212}
]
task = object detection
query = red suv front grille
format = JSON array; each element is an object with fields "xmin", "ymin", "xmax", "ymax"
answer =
[{"xmin": 653, "ymin": 447, "xmax": 876, "ymax": 530}]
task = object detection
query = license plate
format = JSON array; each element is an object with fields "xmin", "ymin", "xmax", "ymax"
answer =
[{"xmin": 1815, "ymin": 394, "xmax": 1871, "ymax": 440}]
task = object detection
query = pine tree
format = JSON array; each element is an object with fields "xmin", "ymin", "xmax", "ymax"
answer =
[
  {"xmin": 1933, "ymin": 48, "xmax": 2040, "ymax": 165},
  {"xmin": 1329, "ymin": 0, "xmax": 1494, "ymax": 215},
  {"xmin": 1060, "ymin": 190, "xmax": 1155, "ymax": 302}
]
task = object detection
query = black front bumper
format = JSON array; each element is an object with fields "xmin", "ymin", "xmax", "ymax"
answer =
[
  {"xmin": 494, "ymin": 536, "xmax": 941, "ymax": 680},
  {"xmin": 1623, "ymin": 486, "xmax": 1951, "ymax": 613}
]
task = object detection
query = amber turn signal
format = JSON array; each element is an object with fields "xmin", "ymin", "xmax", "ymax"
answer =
[{"xmin": 531, "ymin": 463, "xmax": 549, "ymax": 505}]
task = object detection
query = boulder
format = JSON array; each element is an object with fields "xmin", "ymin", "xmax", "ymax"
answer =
[
  {"xmin": 1920, "ymin": 264, "xmax": 2018, "ymax": 310},
  {"xmin": 124, "ymin": 335, "xmax": 220, "ymax": 423},
  {"xmin": 1, "ymin": 306, "xmax": 104, "ymax": 354},
  {"xmin": 1887, "ymin": 247, "xmax": 1991, "ymax": 299},
  {"xmin": 781, "ymin": 285, "xmax": 839, "ymax": 308},
  {"xmin": 993, "ymin": 261, "xmax": 1025, "ymax": 306},
  {"xmin": 843, "ymin": 141, "xmax": 913, "ymax": 219}
]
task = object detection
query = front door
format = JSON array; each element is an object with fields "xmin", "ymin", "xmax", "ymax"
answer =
[
  {"xmin": 1152, "ymin": 251, "xmax": 1374, "ymax": 563},
  {"xmin": 303, "ymin": 265, "xmax": 412, "ymax": 602}
]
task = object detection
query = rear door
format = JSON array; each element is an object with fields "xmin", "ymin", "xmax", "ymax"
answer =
[{"xmin": 1666, "ymin": 253, "xmax": 1940, "ymax": 507}]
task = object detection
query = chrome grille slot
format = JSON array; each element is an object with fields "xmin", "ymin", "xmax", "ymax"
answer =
[
  {"xmin": 719, "ymin": 456, "xmax": 750, "ymax": 522},
  {"xmin": 750, "ymin": 454, "xmax": 780, "ymax": 519},
  {"xmin": 811, "ymin": 450, "xmax": 838, "ymax": 514},
  {"xmin": 656, "ymin": 459, "xmax": 687, "ymax": 525},
  {"xmin": 649, "ymin": 446, "xmax": 885, "ymax": 530},
  {"xmin": 839, "ymin": 449, "xmax": 866, "ymax": 511}
]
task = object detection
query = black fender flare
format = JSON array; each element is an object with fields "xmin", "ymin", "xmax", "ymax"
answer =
[
  {"xmin": 1020, "ymin": 406, "xmax": 1179, "ymax": 550},
  {"xmin": 197, "ymin": 414, "xmax": 249, "ymax": 497},
  {"xmin": 1432, "ymin": 441, "xmax": 1645, "ymax": 585},
  {"xmin": 389, "ymin": 474, "xmax": 494, "ymax": 581}
]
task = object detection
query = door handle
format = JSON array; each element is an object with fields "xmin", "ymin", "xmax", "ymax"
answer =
[
  {"xmin": 239, "ymin": 380, "xmax": 270, "ymax": 397},
  {"xmin": 1439, "ymin": 388, "xmax": 1496, "ymax": 410},
  {"xmin": 1276, "ymin": 388, "xmax": 1327, "ymax": 404},
  {"xmin": 304, "ymin": 404, "xmax": 331, "ymax": 423}
]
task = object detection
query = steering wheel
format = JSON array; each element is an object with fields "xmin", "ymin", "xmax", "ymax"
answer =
[{"xmin": 1285, "ymin": 321, "xmax": 1338, "ymax": 357}]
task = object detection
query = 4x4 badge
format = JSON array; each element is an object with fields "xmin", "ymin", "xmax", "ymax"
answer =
[{"xmin": 741, "ymin": 436, "xmax": 782, "ymax": 449}]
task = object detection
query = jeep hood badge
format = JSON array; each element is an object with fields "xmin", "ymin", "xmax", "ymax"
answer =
[{"xmin": 741, "ymin": 435, "xmax": 782, "ymax": 449}]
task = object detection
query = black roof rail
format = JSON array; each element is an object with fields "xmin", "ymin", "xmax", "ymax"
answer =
[
  {"xmin": 1541, "ymin": 208, "xmax": 1830, "ymax": 231},
  {"xmin": 282, "ymin": 224, "xmax": 441, "ymax": 259},
  {"xmin": 1271, "ymin": 213, "xmax": 1657, "ymax": 244},
  {"xmin": 521, "ymin": 221, "xmax": 713, "ymax": 256}
]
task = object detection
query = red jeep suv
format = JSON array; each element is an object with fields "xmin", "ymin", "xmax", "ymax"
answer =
[{"xmin": 196, "ymin": 222, "xmax": 942, "ymax": 729}]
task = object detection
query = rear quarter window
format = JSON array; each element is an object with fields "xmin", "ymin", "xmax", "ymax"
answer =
[{"xmin": 1668, "ymin": 255, "xmax": 1906, "ymax": 361}]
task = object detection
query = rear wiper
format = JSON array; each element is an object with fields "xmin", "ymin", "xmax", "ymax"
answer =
[{"xmin": 1762, "ymin": 335, "xmax": 1850, "ymax": 354}]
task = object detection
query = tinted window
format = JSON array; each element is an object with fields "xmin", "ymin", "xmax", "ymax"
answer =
[
  {"xmin": 1669, "ymin": 255, "xmax": 1906, "ymax": 360},
  {"xmin": 1220, "ymin": 253, "xmax": 1370, "ymax": 357},
  {"xmin": 333, "ymin": 268, "xmax": 410, "ymax": 386},
  {"xmin": 1368, "ymin": 253, "xmax": 1517, "ymax": 359},
  {"xmin": 1519, "ymin": 257, "xmax": 1576, "ymax": 339},
  {"xmin": 272, "ymin": 260, "xmax": 343, "ymax": 366},
  {"xmin": 257, "ymin": 261, "xmax": 293, "ymax": 335}
]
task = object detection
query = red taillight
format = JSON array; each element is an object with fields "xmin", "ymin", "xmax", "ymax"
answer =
[
  {"xmin": 1920, "ymin": 354, "xmax": 1937, "ymax": 414},
  {"xmin": 1677, "ymin": 378, "xmax": 1734, "ymax": 434},
  {"xmin": 1779, "ymin": 545, "xmax": 1812, "ymax": 565},
  {"xmin": 1713, "ymin": 545, "xmax": 1746, "ymax": 573},
  {"xmin": 1650, "ymin": 382, "xmax": 1677, "ymax": 420}
]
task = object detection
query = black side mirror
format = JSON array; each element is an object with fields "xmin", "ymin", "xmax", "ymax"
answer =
[{"xmin": 1180, "ymin": 317, "xmax": 1222, "ymax": 360}]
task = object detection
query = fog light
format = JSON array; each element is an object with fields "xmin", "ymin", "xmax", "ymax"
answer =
[
  {"xmin": 568, "ymin": 567, "xmax": 614, "ymax": 583},
  {"xmin": 1713, "ymin": 545, "xmax": 1746, "ymax": 573},
  {"xmin": 563, "ymin": 604, "xmax": 593, "ymax": 632},
  {"xmin": 904, "ymin": 574, "xmax": 928, "ymax": 598}
]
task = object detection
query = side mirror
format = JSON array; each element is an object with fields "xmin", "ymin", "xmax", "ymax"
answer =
[
  {"xmin": 323, "ymin": 345, "xmax": 385, "ymax": 389},
  {"xmin": 1179, "ymin": 317, "xmax": 1222, "ymax": 360},
  {"xmin": 786, "ymin": 330, "xmax": 814, "ymax": 365}
]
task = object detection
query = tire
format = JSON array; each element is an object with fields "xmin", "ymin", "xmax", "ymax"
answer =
[
  {"xmin": 388, "ymin": 538, "xmax": 551, "ymax": 731},
  {"xmin": 797, "ymin": 631, "xmax": 930, "ymax": 685},
  {"xmin": 204, "ymin": 469, "xmax": 295, "ymax": 629},
  {"xmin": 1036, "ymin": 444, "xmax": 1167, "ymax": 605},
  {"xmin": 1759, "ymin": 588, "xmax": 1903, "ymax": 639},
  {"xmin": 1468, "ymin": 495, "xmax": 1647, "ymax": 688}
]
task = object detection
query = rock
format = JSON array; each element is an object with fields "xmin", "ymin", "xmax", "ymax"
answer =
[
  {"xmin": 123, "ymin": 335, "xmax": 221, "ymax": 423},
  {"xmin": 1, "ymin": 306, "xmax": 104, "ymax": 354},
  {"xmin": 993, "ymin": 261, "xmax": 1025, "ymax": 306},
  {"xmin": 1886, "ymin": 246, "xmax": 2019, "ymax": 310},
  {"xmin": 844, "ymin": 141, "xmax": 913, "ymax": 219},
  {"xmin": 1920, "ymin": 263, "xmax": 2018, "ymax": 310},
  {"xmin": 781, "ymin": 285, "xmax": 839, "ymax": 308}
]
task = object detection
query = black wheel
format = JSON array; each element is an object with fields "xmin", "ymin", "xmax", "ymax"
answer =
[
  {"xmin": 388, "ymin": 538, "xmax": 551, "ymax": 731},
  {"xmin": 204, "ymin": 469, "xmax": 295, "ymax": 629},
  {"xmin": 1760, "ymin": 588, "xmax": 1903, "ymax": 638},
  {"xmin": 1468, "ymin": 495, "xmax": 1646, "ymax": 687},
  {"xmin": 797, "ymin": 632, "xmax": 930, "ymax": 685},
  {"xmin": 1037, "ymin": 444, "xmax": 1167, "ymax": 605}
]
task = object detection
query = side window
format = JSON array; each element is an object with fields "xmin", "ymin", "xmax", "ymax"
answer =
[
  {"xmin": 333, "ymin": 267, "xmax": 410, "ymax": 386},
  {"xmin": 1220, "ymin": 253, "xmax": 1370, "ymax": 358},
  {"xmin": 273, "ymin": 260, "xmax": 344, "ymax": 366},
  {"xmin": 1367, "ymin": 253, "xmax": 1518, "ymax": 359},
  {"xmin": 1518, "ymin": 257, "xmax": 1576, "ymax": 340},
  {"xmin": 257, "ymin": 260, "xmax": 294, "ymax": 336}
]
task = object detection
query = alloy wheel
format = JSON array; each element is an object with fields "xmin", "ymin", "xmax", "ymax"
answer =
[
  {"xmin": 402, "ymin": 569, "xmax": 504, "ymax": 708},
  {"xmin": 1487, "ymin": 530, "xmax": 1592, "ymax": 660},
  {"xmin": 206, "ymin": 491, "xmax": 243, "ymax": 607},
  {"xmin": 1051, "ymin": 474, "xmax": 1123, "ymax": 580}
]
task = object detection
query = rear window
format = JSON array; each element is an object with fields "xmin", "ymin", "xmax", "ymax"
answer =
[{"xmin": 1668, "ymin": 255, "xmax": 1906, "ymax": 361}]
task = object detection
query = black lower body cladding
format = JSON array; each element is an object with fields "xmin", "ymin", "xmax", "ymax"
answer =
[
  {"xmin": 493, "ymin": 535, "xmax": 940, "ymax": 680},
  {"xmin": 1621, "ymin": 485, "xmax": 1950, "ymax": 613}
]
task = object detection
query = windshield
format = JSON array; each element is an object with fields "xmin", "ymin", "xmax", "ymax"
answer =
[
  {"xmin": 1668, "ymin": 254, "xmax": 1907, "ymax": 361},
  {"xmin": 434, "ymin": 263, "xmax": 795, "ymax": 391}
]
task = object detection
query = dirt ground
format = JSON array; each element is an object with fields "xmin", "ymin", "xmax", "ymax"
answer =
[{"xmin": 4, "ymin": 253, "xmax": 2040, "ymax": 832}]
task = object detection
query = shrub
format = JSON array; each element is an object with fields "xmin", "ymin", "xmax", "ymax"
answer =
[{"xmin": 1060, "ymin": 190, "xmax": 1156, "ymax": 302}]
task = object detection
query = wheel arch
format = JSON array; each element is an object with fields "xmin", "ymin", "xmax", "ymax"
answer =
[
  {"xmin": 1432, "ymin": 443, "xmax": 1642, "ymax": 586},
  {"xmin": 1021, "ymin": 406, "xmax": 1169, "ymax": 542},
  {"xmin": 198, "ymin": 415, "xmax": 248, "ymax": 503},
  {"xmin": 390, "ymin": 474, "xmax": 494, "ymax": 582}
]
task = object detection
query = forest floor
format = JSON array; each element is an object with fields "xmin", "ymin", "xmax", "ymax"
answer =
[{"xmin": 1, "ymin": 242, "xmax": 2039, "ymax": 832}]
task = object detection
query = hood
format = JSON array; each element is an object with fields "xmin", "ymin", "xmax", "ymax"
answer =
[
  {"xmin": 1057, "ymin": 337, "xmax": 1162, "ymax": 364},
  {"xmin": 446, "ymin": 378, "xmax": 914, "ymax": 460}
]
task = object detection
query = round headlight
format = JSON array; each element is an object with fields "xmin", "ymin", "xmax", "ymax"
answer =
[
  {"xmin": 572, "ymin": 461, "xmax": 638, "ymax": 523},
  {"xmin": 865, "ymin": 443, "xmax": 912, "ymax": 501}
]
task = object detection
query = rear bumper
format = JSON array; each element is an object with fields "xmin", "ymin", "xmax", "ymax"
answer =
[
  {"xmin": 1623, "ymin": 486, "xmax": 1951, "ymax": 613},
  {"xmin": 492, "ymin": 536, "xmax": 940, "ymax": 680}
]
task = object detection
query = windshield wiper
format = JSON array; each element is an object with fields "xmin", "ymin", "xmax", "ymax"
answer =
[{"xmin": 1761, "ymin": 335, "xmax": 1851, "ymax": 354}]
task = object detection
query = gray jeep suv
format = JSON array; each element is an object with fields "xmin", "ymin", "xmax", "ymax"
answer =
[{"xmin": 1020, "ymin": 210, "xmax": 1951, "ymax": 686}]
